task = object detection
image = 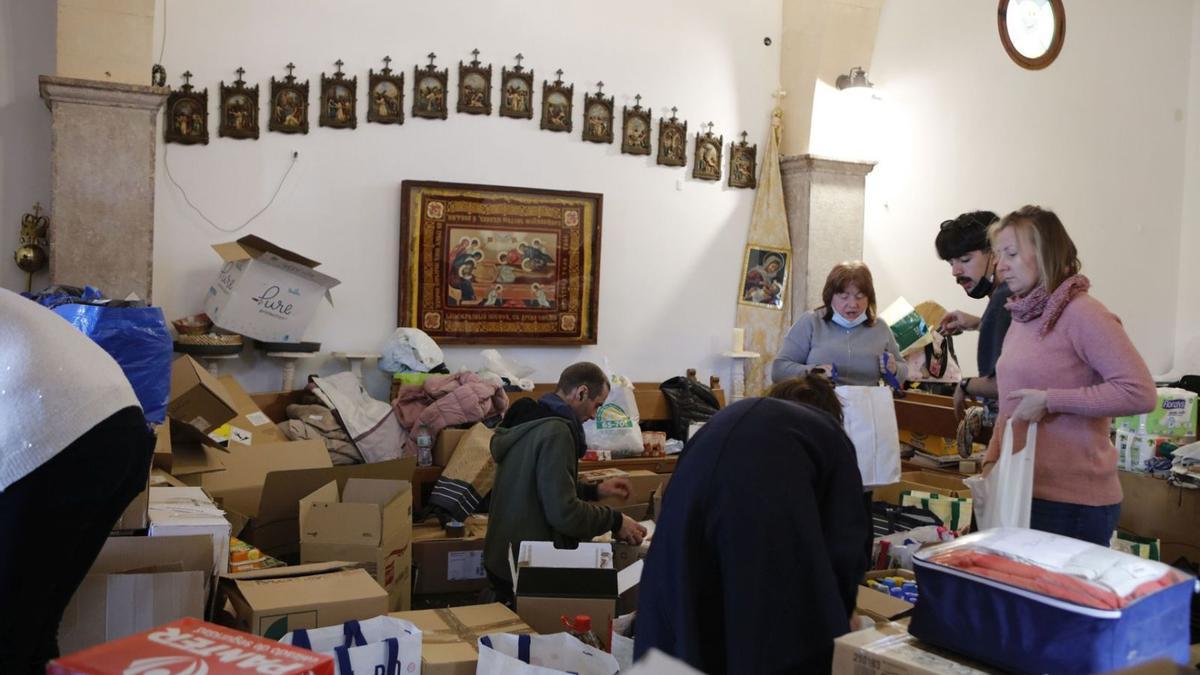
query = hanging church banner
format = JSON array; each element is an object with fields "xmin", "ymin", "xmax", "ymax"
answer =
[{"xmin": 399, "ymin": 181, "xmax": 602, "ymax": 345}]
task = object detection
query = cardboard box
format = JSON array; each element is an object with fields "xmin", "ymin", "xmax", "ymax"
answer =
[
  {"xmin": 1118, "ymin": 471, "xmax": 1200, "ymax": 564},
  {"xmin": 218, "ymin": 562, "xmax": 388, "ymax": 639},
  {"xmin": 833, "ymin": 622, "xmax": 1000, "ymax": 674},
  {"xmin": 58, "ymin": 534, "xmax": 214, "ymax": 655},
  {"xmin": 168, "ymin": 355, "xmax": 237, "ymax": 434},
  {"xmin": 389, "ymin": 603, "xmax": 534, "ymax": 675},
  {"xmin": 180, "ymin": 433, "xmax": 415, "ymax": 559},
  {"xmin": 204, "ymin": 235, "xmax": 341, "ymax": 343},
  {"xmin": 148, "ymin": 486, "xmax": 232, "ymax": 575},
  {"xmin": 300, "ymin": 478, "xmax": 414, "ymax": 611},
  {"xmin": 212, "ymin": 374, "xmax": 288, "ymax": 445},
  {"xmin": 49, "ymin": 617, "xmax": 334, "ymax": 675},
  {"xmin": 874, "ymin": 471, "xmax": 972, "ymax": 505},
  {"xmin": 580, "ymin": 468, "xmax": 676, "ymax": 504},
  {"xmin": 434, "ymin": 427, "xmax": 469, "ymax": 466},
  {"xmin": 412, "ymin": 516, "xmax": 488, "ymax": 595},
  {"xmin": 512, "ymin": 542, "xmax": 642, "ymax": 651},
  {"xmin": 856, "ymin": 569, "xmax": 917, "ymax": 623}
]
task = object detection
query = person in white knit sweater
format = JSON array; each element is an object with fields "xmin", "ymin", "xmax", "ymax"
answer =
[{"xmin": 0, "ymin": 288, "xmax": 154, "ymax": 673}]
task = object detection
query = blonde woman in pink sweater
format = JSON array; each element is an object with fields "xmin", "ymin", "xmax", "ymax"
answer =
[{"xmin": 984, "ymin": 205, "xmax": 1155, "ymax": 546}]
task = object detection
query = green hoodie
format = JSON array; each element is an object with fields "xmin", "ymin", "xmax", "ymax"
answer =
[{"xmin": 483, "ymin": 416, "xmax": 619, "ymax": 588}]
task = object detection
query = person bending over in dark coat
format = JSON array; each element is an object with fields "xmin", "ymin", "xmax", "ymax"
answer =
[
  {"xmin": 484, "ymin": 362, "xmax": 648, "ymax": 606},
  {"xmin": 635, "ymin": 396, "xmax": 868, "ymax": 674}
]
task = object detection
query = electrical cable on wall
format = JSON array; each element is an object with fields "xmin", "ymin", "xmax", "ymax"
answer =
[{"xmin": 164, "ymin": 147, "xmax": 300, "ymax": 234}]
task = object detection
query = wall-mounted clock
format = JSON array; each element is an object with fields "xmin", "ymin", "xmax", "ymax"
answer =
[{"xmin": 998, "ymin": 0, "xmax": 1065, "ymax": 70}]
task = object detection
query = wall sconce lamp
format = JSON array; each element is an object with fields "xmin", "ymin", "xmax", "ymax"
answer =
[{"xmin": 836, "ymin": 66, "xmax": 873, "ymax": 90}]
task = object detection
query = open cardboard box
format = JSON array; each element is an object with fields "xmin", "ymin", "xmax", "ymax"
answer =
[
  {"xmin": 184, "ymin": 445, "xmax": 415, "ymax": 559},
  {"xmin": 217, "ymin": 561, "xmax": 387, "ymax": 639},
  {"xmin": 300, "ymin": 478, "xmax": 414, "ymax": 611},
  {"xmin": 389, "ymin": 603, "xmax": 534, "ymax": 675},
  {"xmin": 168, "ymin": 355, "xmax": 237, "ymax": 435},
  {"xmin": 58, "ymin": 534, "xmax": 213, "ymax": 654},
  {"xmin": 511, "ymin": 542, "xmax": 642, "ymax": 651},
  {"xmin": 856, "ymin": 569, "xmax": 917, "ymax": 623},
  {"xmin": 204, "ymin": 234, "xmax": 340, "ymax": 344},
  {"xmin": 210, "ymin": 374, "xmax": 288, "ymax": 446}
]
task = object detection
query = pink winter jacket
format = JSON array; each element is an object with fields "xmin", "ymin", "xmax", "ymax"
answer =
[{"xmin": 392, "ymin": 372, "xmax": 509, "ymax": 456}]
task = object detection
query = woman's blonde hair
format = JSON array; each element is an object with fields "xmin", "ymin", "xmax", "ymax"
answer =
[{"xmin": 989, "ymin": 205, "xmax": 1081, "ymax": 293}]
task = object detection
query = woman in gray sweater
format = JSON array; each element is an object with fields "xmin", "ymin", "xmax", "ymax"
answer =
[{"xmin": 772, "ymin": 261, "xmax": 908, "ymax": 386}]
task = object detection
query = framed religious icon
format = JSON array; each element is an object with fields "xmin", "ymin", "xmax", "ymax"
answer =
[
  {"xmin": 499, "ymin": 54, "xmax": 533, "ymax": 119},
  {"xmin": 540, "ymin": 69, "xmax": 573, "ymax": 133},
  {"xmin": 319, "ymin": 59, "xmax": 357, "ymax": 129},
  {"xmin": 581, "ymin": 82, "xmax": 614, "ymax": 144},
  {"xmin": 457, "ymin": 48, "xmax": 492, "ymax": 115},
  {"xmin": 693, "ymin": 122, "xmax": 723, "ymax": 181},
  {"xmin": 165, "ymin": 71, "xmax": 208, "ymax": 145},
  {"xmin": 728, "ymin": 131, "xmax": 757, "ymax": 189},
  {"xmin": 738, "ymin": 245, "xmax": 788, "ymax": 310},
  {"xmin": 621, "ymin": 94, "xmax": 651, "ymax": 155},
  {"xmin": 413, "ymin": 52, "xmax": 449, "ymax": 120},
  {"xmin": 269, "ymin": 62, "xmax": 309, "ymax": 134},
  {"xmin": 368, "ymin": 56, "xmax": 404, "ymax": 125},
  {"xmin": 219, "ymin": 67, "xmax": 259, "ymax": 140},
  {"xmin": 399, "ymin": 181, "xmax": 602, "ymax": 345},
  {"xmin": 657, "ymin": 107, "xmax": 687, "ymax": 167}
]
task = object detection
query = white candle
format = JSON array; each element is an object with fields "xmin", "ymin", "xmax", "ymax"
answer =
[{"xmin": 732, "ymin": 327, "xmax": 745, "ymax": 353}]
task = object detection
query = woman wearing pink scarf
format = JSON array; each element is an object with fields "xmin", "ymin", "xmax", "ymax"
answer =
[{"xmin": 983, "ymin": 205, "xmax": 1155, "ymax": 545}]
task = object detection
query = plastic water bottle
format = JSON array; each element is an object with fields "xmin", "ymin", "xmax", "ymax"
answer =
[
  {"xmin": 416, "ymin": 424, "xmax": 433, "ymax": 467},
  {"xmin": 561, "ymin": 614, "xmax": 605, "ymax": 651}
]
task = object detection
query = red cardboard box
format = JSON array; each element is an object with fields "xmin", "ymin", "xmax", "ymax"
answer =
[{"xmin": 49, "ymin": 617, "xmax": 333, "ymax": 675}]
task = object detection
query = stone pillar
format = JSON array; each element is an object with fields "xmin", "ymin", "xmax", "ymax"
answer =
[
  {"xmin": 779, "ymin": 154, "xmax": 875, "ymax": 315},
  {"xmin": 39, "ymin": 76, "xmax": 168, "ymax": 301}
]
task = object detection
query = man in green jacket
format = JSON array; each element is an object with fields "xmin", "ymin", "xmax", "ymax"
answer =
[{"xmin": 484, "ymin": 362, "xmax": 647, "ymax": 604}]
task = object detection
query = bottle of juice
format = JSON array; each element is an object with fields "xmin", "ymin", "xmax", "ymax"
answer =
[{"xmin": 561, "ymin": 614, "xmax": 605, "ymax": 651}]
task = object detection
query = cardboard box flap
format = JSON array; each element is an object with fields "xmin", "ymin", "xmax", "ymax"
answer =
[
  {"xmin": 303, "ymin": 502, "xmax": 383, "ymax": 546},
  {"xmin": 224, "ymin": 560, "xmax": 358, "ymax": 581},
  {"xmin": 299, "ymin": 480, "xmax": 341, "ymax": 542},
  {"xmin": 90, "ymin": 534, "xmax": 214, "ymax": 575},
  {"xmin": 516, "ymin": 567, "xmax": 618, "ymax": 598},
  {"xmin": 232, "ymin": 234, "xmax": 322, "ymax": 269},
  {"xmin": 227, "ymin": 567, "xmax": 385, "ymax": 614},
  {"xmin": 856, "ymin": 586, "xmax": 915, "ymax": 621},
  {"xmin": 197, "ymin": 439, "xmax": 331, "ymax": 517},
  {"xmin": 164, "ymin": 441, "xmax": 226, "ymax": 477},
  {"xmin": 170, "ymin": 416, "xmax": 229, "ymax": 452},
  {"xmin": 343, "ymin": 478, "xmax": 408, "ymax": 507},
  {"xmin": 256, "ymin": 457, "xmax": 412, "ymax": 528}
]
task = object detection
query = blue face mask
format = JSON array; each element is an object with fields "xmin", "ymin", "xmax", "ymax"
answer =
[{"xmin": 832, "ymin": 310, "xmax": 868, "ymax": 329}]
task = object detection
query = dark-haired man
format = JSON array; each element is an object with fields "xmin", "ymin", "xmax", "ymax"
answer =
[
  {"xmin": 483, "ymin": 362, "xmax": 647, "ymax": 605},
  {"xmin": 934, "ymin": 211, "xmax": 1013, "ymax": 423}
]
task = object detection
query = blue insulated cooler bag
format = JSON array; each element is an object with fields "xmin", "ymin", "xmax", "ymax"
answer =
[{"xmin": 909, "ymin": 528, "xmax": 1196, "ymax": 675}]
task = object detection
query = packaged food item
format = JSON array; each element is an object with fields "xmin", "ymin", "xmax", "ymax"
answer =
[{"xmin": 229, "ymin": 536, "xmax": 286, "ymax": 573}]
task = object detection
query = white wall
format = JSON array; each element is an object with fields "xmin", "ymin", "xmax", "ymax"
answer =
[
  {"xmin": 0, "ymin": 0, "xmax": 55, "ymax": 294},
  {"xmin": 1175, "ymin": 1, "xmax": 1200, "ymax": 377},
  {"xmin": 150, "ymin": 0, "xmax": 782, "ymax": 396},
  {"xmin": 864, "ymin": 0, "xmax": 1193, "ymax": 377}
]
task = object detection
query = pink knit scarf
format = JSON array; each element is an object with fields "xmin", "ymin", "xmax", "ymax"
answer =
[{"xmin": 1007, "ymin": 274, "xmax": 1091, "ymax": 336}]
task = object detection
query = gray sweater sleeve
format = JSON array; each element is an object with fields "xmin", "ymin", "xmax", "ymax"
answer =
[{"xmin": 772, "ymin": 312, "xmax": 817, "ymax": 382}]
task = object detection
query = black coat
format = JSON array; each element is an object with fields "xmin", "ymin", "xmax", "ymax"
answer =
[{"xmin": 634, "ymin": 397, "xmax": 868, "ymax": 674}]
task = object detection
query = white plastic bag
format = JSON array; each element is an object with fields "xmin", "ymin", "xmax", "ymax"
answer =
[
  {"xmin": 379, "ymin": 327, "xmax": 443, "ymax": 373},
  {"xmin": 968, "ymin": 419, "xmax": 1037, "ymax": 530},
  {"xmin": 837, "ymin": 385, "xmax": 901, "ymax": 489},
  {"xmin": 480, "ymin": 348, "xmax": 535, "ymax": 391},
  {"xmin": 583, "ymin": 374, "xmax": 644, "ymax": 453},
  {"xmin": 477, "ymin": 632, "xmax": 619, "ymax": 675},
  {"xmin": 280, "ymin": 615, "xmax": 422, "ymax": 675}
]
